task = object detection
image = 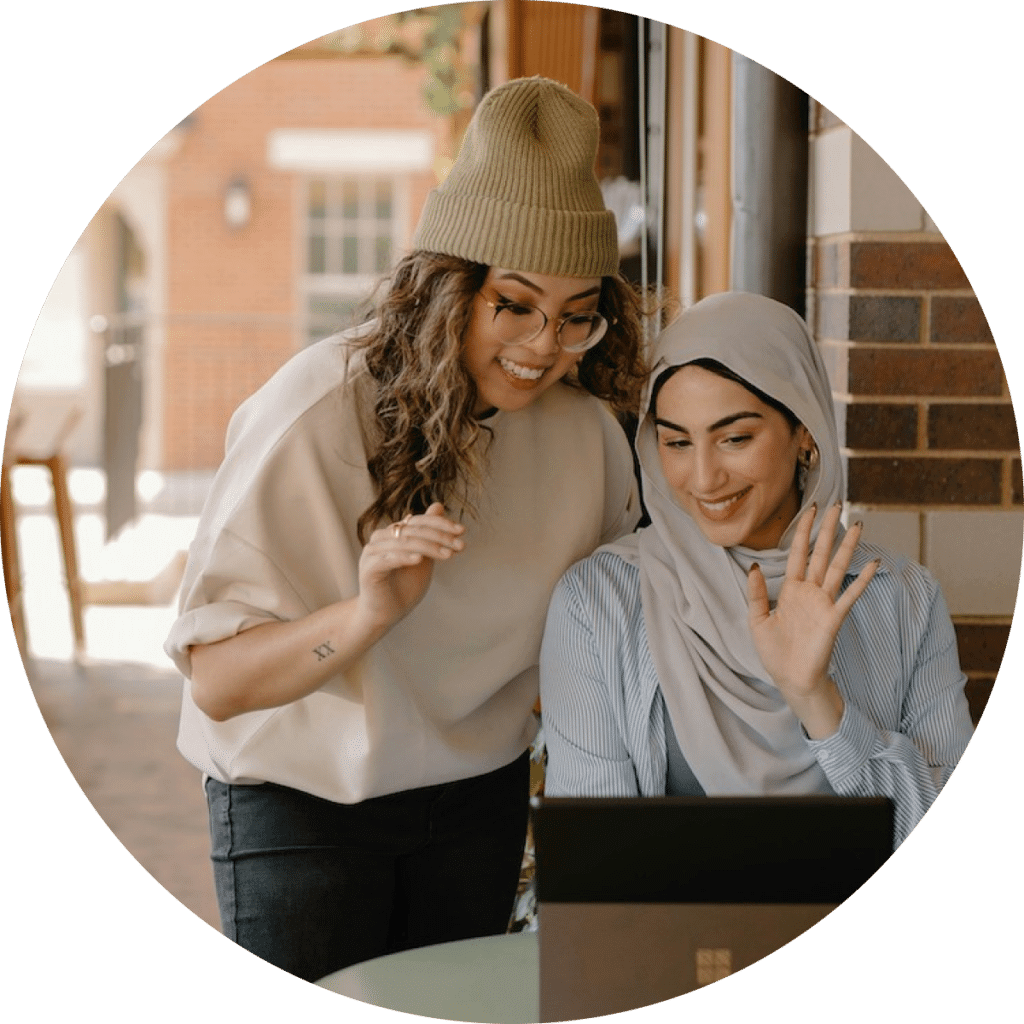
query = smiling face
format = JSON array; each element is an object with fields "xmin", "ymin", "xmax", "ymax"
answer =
[
  {"xmin": 653, "ymin": 364, "xmax": 812, "ymax": 551},
  {"xmin": 462, "ymin": 267, "xmax": 603, "ymax": 415}
]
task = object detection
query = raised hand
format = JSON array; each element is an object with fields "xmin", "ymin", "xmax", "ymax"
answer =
[
  {"xmin": 746, "ymin": 503, "xmax": 879, "ymax": 738},
  {"xmin": 356, "ymin": 502, "xmax": 466, "ymax": 631}
]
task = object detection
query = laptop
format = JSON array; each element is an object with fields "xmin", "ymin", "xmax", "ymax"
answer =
[{"xmin": 531, "ymin": 795, "xmax": 894, "ymax": 1021}]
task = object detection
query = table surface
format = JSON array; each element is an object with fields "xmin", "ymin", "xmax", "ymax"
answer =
[{"xmin": 315, "ymin": 931, "xmax": 539, "ymax": 1023}]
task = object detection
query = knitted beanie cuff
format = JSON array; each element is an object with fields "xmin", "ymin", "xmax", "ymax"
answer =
[{"xmin": 413, "ymin": 191, "xmax": 620, "ymax": 278}]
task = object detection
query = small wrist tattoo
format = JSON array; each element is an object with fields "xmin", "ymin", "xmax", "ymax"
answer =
[{"xmin": 313, "ymin": 642, "xmax": 336, "ymax": 662}]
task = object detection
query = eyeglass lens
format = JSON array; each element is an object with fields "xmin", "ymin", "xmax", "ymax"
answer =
[{"xmin": 491, "ymin": 303, "xmax": 605, "ymax": 352}]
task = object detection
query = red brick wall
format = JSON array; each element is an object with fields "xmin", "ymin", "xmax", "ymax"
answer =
[
  {"xmin": 812, "ymin": 235, "xmax": 1015, "ymax": 717},
  {"xmin": 161, "ymin": 54, "xmax": 446, "ymax": 470}
]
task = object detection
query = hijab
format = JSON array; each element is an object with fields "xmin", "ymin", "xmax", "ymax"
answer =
[{"xmin": 606, "ymin": 291, "xmax": 844, "ymax": 794}]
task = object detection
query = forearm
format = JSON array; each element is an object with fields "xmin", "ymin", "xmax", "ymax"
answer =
[
  {"xmin": 189, "ymin": 504, "xmax": 466, "ymax": 721},
  {"xmin": 189, "ymin": 596, "xmax": 388, "ymax": 721}
]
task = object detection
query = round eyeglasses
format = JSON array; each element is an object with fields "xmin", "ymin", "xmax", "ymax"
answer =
[{"xmin": 478, "ymin": 293, "xmax": 610, "ymax": 353}]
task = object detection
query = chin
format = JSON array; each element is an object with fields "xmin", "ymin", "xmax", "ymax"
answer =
[
  {"xmin": 486, "ymin": 382, "xmax": 547, "ymax": 413},
  {"xmin": 482, "ymin": 393, "xmax": 529, "ymax": 414},
  {"xmin": 701, "ymin": 527, "xmax": 746, "ymax": 549}
]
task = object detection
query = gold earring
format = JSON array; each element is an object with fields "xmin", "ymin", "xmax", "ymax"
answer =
[{"xmin": 799, "ymin": 445, "xmax": 819, "ymax": 470}]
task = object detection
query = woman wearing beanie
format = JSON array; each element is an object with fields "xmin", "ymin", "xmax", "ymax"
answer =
[
  {"xmin": 164, "ymin": 77, "xmax": 649, "ymax": 982},
  {"xmin": 539, "ymin": 291, "xmax": 973, "ymax": 848}
]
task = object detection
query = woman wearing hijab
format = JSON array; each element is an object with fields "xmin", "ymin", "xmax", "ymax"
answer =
[{"xmin": 539, "ymin": 291, "xmax": 974, "ymax": 846}]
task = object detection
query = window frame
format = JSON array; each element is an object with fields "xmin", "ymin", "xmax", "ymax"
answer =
[{"xmin": 300, "ymin": 173, "xmax": 410, "ymax": 347}]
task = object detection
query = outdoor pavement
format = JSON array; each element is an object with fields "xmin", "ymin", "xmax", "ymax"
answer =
[
  {"xmin": 13, "ymin": 465, "xmax": 545, "ymax": 943},
  {"xmin": 14, "ymin": 468, "xmax": 221, "ymax": 933}
]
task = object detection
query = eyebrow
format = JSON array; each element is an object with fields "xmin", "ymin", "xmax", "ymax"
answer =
[
  {"xmin": 494, "ymin": 272, "xmax": 601, "ymax": 303},
  {"xmin": 654, "ymin": 411, "xmax": 764, "ymax": 434}
]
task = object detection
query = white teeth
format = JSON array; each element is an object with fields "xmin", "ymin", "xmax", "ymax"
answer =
[
  {"xmin": 699, "ymin": 491, "xmax": 747, "ymax": 512},
  {"xmin": 498, "ymin": 357, "xmax": 545, "ymax": 380}
]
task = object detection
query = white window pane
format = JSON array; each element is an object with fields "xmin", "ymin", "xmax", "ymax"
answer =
[
  {"xmin": 304, "ymin": 174, "xmax": 400, "ymax": 345},
  {"xmin": 342, "ymin": 236, "xmax": 359, "ymax": 274},
  {"xmin": 308, "ymin": 234, "xmax": 326, "ymax": 274},
  {"xmin": 374, "ymin": 235, "xmax": 392, "ymax": 274},
  {"xmin": 375, "ymin": 181, "xmax": 393, "ymax": 220},
  {"xmin": 342, "ymin": 181, "xmax": 359, "ymax": 219}
]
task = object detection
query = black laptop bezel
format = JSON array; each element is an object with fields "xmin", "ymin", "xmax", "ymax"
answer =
[{"xmin": 531, "ymin": 795, "xmax": 894, "ymax": 905}]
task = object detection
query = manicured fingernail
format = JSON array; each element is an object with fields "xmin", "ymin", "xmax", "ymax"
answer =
[
  {"xmin": 854, "ymin": 520, "xmax": 863, "ymax": 530},
  {"xmin": 749, "ymin": 562, "xmax": 760, "ymax": 574}
]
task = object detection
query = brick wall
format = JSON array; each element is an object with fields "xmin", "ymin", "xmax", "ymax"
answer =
[
  {"xmin": 809, "ymin": 106, "xmax": 1020, "ymax": 720},
  {"xmin": 161, "ymin": 54, "xmax": 446, "ymax": 470}
]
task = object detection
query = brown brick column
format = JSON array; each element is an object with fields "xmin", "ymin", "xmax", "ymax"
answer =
[{"xmin": 808, "ymin": 108, "xmax": 1019, "ymax": 722}]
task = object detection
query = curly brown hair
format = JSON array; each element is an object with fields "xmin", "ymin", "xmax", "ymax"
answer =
[{"xmin": 353, "ymin": 250, "xmax": 651, "ymax": 542}]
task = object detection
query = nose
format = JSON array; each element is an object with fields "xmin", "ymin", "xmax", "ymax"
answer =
[
  {"xmin": 692, "ymin": 444, "xmax": 725, "ymax": 494},
  {"xmin": 523, "ymin": 316, "xmax": 560, "ymax": 356}
]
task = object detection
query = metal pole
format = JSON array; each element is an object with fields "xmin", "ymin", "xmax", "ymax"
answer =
[
  {"xmin": 637, "ymin": 16, "xmax": 649, "ymax": 322},
  {"xmin": 730, "ymin": 54, "xmax": 809, "ymax": 314}
]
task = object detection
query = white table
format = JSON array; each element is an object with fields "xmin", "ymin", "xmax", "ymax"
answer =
[{"xmin": 315, "ymin": 932, "xmax": 539, "ymax": 1023}]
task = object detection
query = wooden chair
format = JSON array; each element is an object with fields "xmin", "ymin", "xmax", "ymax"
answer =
[
  {"xmin": 2, "ymin": 409, "xmax": 28, "ymax": 661},
  {"xmin": 2, "ymin": 402, "xmax": 86, "ymax": 659}
]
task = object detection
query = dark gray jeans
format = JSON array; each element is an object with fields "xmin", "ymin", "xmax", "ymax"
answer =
[{"xmin": 205, "ymin": 751, "xmax": 530, "ymax": 982}]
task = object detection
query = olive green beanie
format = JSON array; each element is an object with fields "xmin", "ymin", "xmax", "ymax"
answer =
[{"xmin": 412, "ymin": 76, "xmax": 620, "ymax": 277}]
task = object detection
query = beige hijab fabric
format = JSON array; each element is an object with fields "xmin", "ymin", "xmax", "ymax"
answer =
[{"xmin": 607, "ymin": 291, "xmax": 844, "ymax": 794}]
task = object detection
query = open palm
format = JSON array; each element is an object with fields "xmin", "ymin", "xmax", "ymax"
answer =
[{"xmin": 747, "ymin": 504, "xmax": 878, "ymax": 702}]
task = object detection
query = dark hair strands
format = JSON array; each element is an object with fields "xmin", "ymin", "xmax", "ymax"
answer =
[{"xmin": 651, "ymin": 356, "xmax": 801, "ymax": 432}]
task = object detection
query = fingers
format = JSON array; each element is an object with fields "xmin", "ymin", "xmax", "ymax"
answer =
[
  {"xmin": 746, "ymin": 562, "xmax": 771, "ymax": 627},
  {"xmin": 834, "ymin": 556, "xmax": 881, "ymax": 617},
  {"xmin": 367, "ymin": 507, "xmax": 466, "ymax": 564},
  {"xmin": 821, "ymin": 519, "xmax": 864, "ymax": 597},
  {"xmin": 806, "ymin": 503, "xmax": 843, "ymax": 585},
  {"xmin": 782, "ymin": 505, "xmax": 879, "ymax": 617},
  {"xmin": 806, "ymin": 501, "xmax": 847, "ymax": 585},
  {"xmin": 785, "ymin": 501, "xmax": 855, "ymax": 597},
  {"xmin": 400, "ymin": 512, "xmax": 465, "ymax": 550},
  {"xmin": 405, "ymin": 504, "xmax": 465, "ymax": 537},
  {"xmin": 774, "ymin": 499, "xmax": 878, "ymax": 598},
  {"xmin": 784, "ymin": 504, "xmax": 816, "ymax": 581}
]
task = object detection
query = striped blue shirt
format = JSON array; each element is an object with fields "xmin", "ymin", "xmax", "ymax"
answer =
[{"xmin": 539, "ymin": 544, "xmax": 974, "ymax": 847}]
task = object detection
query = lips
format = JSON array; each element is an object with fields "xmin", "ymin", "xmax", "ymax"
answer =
[
  {"xmin": 694, "ymin": 486, "xmax": 752, "ymax": 521},
  {"xmin": 498, "ymin": 356, "xmax": 548, "ymax": 388}
]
